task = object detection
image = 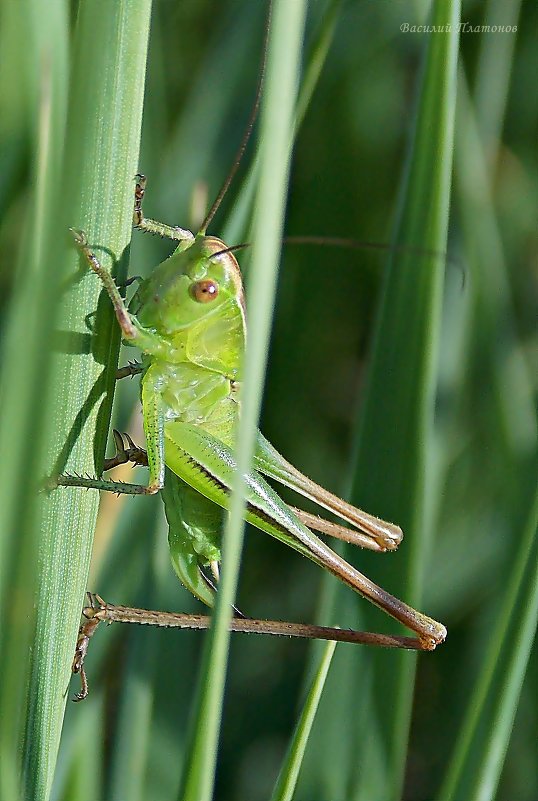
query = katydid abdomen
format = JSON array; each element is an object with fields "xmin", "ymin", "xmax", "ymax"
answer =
[
  {"xmin": 163, "ymin": 469, "xmax": 224, "ymax": 607},
  {"xmin": 146, "ymin": 355, "xmax": 241, "ymax": 607}
]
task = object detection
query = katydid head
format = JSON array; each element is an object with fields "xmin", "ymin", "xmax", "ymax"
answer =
[{"xmin": 131, "ymin": 235, "xmax": 245, "ymax": 337}]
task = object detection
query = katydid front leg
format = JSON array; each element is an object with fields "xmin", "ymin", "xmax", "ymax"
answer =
[
  {"xmin": 133, "ymin": 174, "xmax": 195, "ymax": 244},
  {"xmin": 70, "ymin": 228, "xmax": 173, "ymax": 359}
]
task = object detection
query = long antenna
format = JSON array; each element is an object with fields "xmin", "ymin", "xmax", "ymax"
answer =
[
  {"xmin": 198, "ymin": 2, "xmax": 272, "ymax": 235},
  {"xmin": 283, "ymin": 236, "xmax": 453, "ymax": 266},
  {"xmin": 284, "ymin": 235, "xmax": 463, "ymax": 284}
]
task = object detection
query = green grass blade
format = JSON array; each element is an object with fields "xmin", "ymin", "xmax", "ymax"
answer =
[
  {"xmin": 0, "ymin": 3, "xmax": 70, "ymax": 798},
  {"xmin": 178, "ymin": 4, "xmax": 307, "ymax": 800},
  {"xmin": 270, "ymin": 640, "xmax": 336, "ymax": 801},
  {"xmin": 474, "ymin": 0, "xmax": 522, "ymax": 151},
  {"xmin": 222, "ymin": 0, "xmax": 341, "ymax": 247},
  {"xmin": 436, "ymin": 4, "xmax": 538, "ymax": 794},
  {"xmin": 437, "ymin": 480, "xmax": 538, "ymax": 801},
  {"xmin": 0, "ymin": 4, "xmax": 153, "ymax": 800},
  {"xmin": 326, "ymin": 2, "xmax": 461, "ymax": 798}
]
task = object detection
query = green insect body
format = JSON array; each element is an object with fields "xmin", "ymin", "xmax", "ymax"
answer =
[
  {"xmin": 132, "ymin": 234, "xmax": 246, "ymax": 605},
  {"xmin": 64, "ymin": 199, "xmax": 446, "ymax": 648}
]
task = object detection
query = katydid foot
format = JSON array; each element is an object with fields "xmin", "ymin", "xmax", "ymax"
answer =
[
  {"xmin": 116, "ymin": 361, "xmax": 143, "ymax": 380},
  {"xmin": 103, "ymin": 429, "xmax": 148, "ymax": 471}
]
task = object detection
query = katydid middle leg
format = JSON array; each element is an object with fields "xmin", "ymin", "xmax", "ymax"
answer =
[{"xmin": 57, "ymin": 367, "xmax": 166, "ymax": 496}]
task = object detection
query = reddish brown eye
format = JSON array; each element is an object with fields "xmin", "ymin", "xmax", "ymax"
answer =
[{"xmin": 190, "ymin": 278, "xmax": 219, "ymax": 303}]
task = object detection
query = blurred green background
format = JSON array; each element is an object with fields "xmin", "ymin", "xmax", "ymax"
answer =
[{"xmin": 0, "ymin": 1, "xmax": 537, "ymax": 800}]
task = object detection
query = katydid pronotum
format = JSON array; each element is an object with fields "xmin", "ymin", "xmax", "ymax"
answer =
[{"xmin": 58, "ymin": 22, "xmax": 446, "ymax": 704}]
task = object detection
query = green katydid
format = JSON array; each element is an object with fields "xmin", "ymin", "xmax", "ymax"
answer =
[
  {"xmin": 59, "ymin": 166, "xmax": 446, "ymax": 698},
  {"xmin": 57, "ymin": 11, "xmax": 446, "ymax": 699}
]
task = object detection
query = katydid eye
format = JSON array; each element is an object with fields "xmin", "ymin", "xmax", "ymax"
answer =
[{"xmin": 190, "ymin": 278, "xmax": 219, "ymax": 303}]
